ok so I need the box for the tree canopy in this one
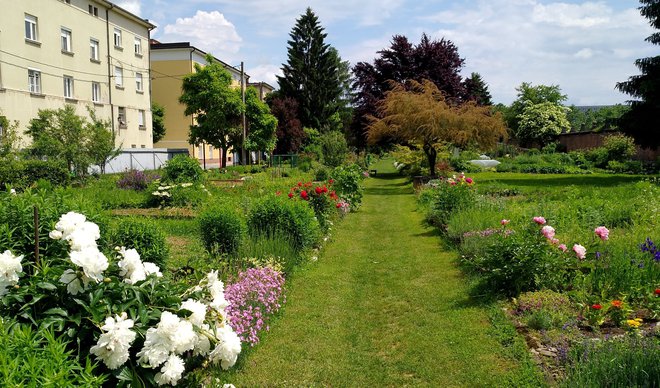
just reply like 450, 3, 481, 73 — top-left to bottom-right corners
267, 94, 305, 154
179, 54, 243, 168
367, 80, 507, 176
352, 34, 471, 151
464, 72, 493, 106
244, 87, 278, 157
515, 102, 571, 146
151, 102, 166, 144
616, 0, 660, 148
277, 8, 342, 131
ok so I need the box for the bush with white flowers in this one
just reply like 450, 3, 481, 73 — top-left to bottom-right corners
0, 211, 241, 386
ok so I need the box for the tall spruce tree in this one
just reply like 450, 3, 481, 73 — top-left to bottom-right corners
616, 0, 660, 148
464, 72, 493, 106
278, 8, 342, 131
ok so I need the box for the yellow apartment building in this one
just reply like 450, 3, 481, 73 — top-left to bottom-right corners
0, 0, 154, 149
150, 41, 250, 168
248, 81, 275, 102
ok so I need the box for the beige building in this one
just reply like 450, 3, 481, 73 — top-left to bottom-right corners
151, 41, 250, 168
248, 81, 275, 101
0, 0, 154, 149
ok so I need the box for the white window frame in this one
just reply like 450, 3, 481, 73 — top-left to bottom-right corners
134, 37, 142, 55
91, 82, 101, 102
113, 28, 122, 48
61, 28, 72, 52
25, 14, 38, 41
28, 69, 41, 94
117, 107, 127, 128
90, 38, 99, 61
114, 66, 123, 87
138, 109, 145, 129
63, 75, 74, 98
135, 72, 143, 92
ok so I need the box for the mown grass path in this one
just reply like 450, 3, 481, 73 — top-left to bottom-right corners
222, 160, 520, 387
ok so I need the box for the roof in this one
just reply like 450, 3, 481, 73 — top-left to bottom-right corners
95, 0, 156, 29
248, 81, 276, 91
150, 41, 249, 79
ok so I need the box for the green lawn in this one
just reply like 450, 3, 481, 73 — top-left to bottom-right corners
217, 159, 538, 386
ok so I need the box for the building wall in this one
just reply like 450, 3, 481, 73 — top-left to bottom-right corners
151, 46, 248, 167
0, 0, 152, 149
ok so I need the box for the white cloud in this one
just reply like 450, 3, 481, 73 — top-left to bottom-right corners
158, 11, 242, 61
422, 0, 652, 105
246, 64, 281, 87
116, 0, 142, 17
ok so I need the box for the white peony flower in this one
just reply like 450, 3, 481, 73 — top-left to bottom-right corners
49, 230, 63, 240
180, 299, 207, 326
144, 262, 163, 278
209, 325, 241, 370
137, 312, 197, 368
9, 188, 16, 195
117, 248, 146, 284
154, 354, 185, 386
193, 324, 211, 356
90, 312, 137, 370
0, 250, 23, 295
69, 247, 108, 282
223, 385, 236, 388
59, 269, 85, 295
54, 211, 87, 237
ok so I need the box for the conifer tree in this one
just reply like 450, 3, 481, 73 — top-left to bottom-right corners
464, 72, 493, 106
616, 0, 660, 148
278, 8, 342, 131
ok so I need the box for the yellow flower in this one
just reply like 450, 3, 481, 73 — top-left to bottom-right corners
626, 318, 642, 328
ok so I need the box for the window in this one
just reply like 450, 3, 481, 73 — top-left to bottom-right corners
114, 66, 123, 87
91, 82, 101, 102
61, 28, 72, 52
113, 28, 122, 48
138, 109, 145, 129
63, 76, 74, 98
88, 5, 98, 16
28, 69, 41, 94
90, 38, 99, 61
117, 107, 126, 128
25, 14, 38, 41
134, 37, 142, 55
135, 72, 143, 92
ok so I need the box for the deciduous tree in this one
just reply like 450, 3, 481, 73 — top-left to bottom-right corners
515, 102, 571, 146
268, 95, 305, 154
245, 87, 278, 160
151, 102, 166, 144
367, 80, 506, 176
179, 54, 243, 168
616, 0, 660, 148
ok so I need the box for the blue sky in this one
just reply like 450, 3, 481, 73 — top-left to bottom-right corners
118, 0, 654, 105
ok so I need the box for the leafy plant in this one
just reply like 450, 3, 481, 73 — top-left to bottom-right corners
199, 204, 246, 256
116, 169, 160, 191
107, 217, 169, 270
162, 155, 204, 184
331, 163, 365, 209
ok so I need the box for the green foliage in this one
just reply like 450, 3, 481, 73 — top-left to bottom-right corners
152, 102, 166, 143
0, 115, 21, 157
237, 235, 301, 274
515, 102, 570, 146
319, 130, 348, 167
331, 163, 364, 209
180, 54, 244, 168
602, 133, 636, 162
162, 154, 204, 183
566, 105, 629, 132
0, 159, 70, 189
245, 87, 277, 154
314, 166, 329, 181
199, 204, 246, 256
463, 72, 493, 106
505, 82, 567, 135
514, 290, 575, 330
86, 109, 120, 174
0, 319, 107, 386
247, 195, 320, 251
107, 217, 169, 270
562, 336, 660, 387
425, 179, 477, 227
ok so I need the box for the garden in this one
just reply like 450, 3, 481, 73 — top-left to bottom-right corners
0, 154, 368, 386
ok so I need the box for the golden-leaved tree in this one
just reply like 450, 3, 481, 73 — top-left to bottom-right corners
367, 80, 507, 176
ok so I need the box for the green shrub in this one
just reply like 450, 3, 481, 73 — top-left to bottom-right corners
146, 181, 210, 208
319, 131, 348, 167
199, 204, 246, 256
107, 217, 169, 269
427, 178, 477, 227
0, 158, 70, 189
0, 319, 107, 386
162, 154, 204, 183
562, 336, 660, 388
603, 133, 636, 162
315, 166, 329, 181
247, 195, 320, 251
237, 235, 301, 273
331, 163, 364, 209
514, 290, 575, 330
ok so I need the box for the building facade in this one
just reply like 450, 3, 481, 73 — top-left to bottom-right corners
247, 81, 275, 102
0, 0, 154, 149
150, 41, 250, 168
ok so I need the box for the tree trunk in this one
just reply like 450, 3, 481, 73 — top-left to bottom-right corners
423, 142, 437, 177
221, 147, 228, 168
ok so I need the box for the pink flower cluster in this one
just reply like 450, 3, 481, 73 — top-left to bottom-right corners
225, 267, 286, 346
531, 216, 610, 260
594, 226, 609, 241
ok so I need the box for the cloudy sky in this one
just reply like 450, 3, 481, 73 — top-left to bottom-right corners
118, 0, 654, 105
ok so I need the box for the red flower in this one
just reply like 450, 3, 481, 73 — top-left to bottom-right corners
297, 182, 303, 187
276, 191, 281, 196
655, 289, 660, 296
288, 192, 294, 199
591, 304, 602, 310
300, 190, 309, 200
329, 191, 338, 200
305, 182, 312, 188
336, 203, 342, 208
328, 179, 334, 184
611, 300, 623, 309
322, 186, 328, 193
315, 186, 323, 195
465, 177, 473, 184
